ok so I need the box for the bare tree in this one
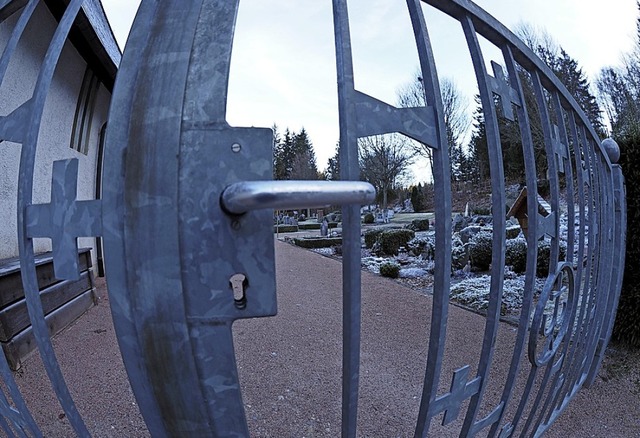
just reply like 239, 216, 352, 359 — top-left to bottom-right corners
397, 73, 470, 179
359, 134, 415, 210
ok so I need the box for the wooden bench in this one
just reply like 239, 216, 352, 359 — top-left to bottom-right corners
0, 249, 97, 370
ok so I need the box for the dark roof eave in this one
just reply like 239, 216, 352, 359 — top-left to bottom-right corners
43, 0, 121, 91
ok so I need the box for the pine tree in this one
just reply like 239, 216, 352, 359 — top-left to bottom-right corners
326, 143, 340, 181
290, 128, 319, 180
273, 127, 320, 180
410, 184, 426, 212
467, 95, 489, 183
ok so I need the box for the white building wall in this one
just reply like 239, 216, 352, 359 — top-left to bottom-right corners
0, 3, 112, 270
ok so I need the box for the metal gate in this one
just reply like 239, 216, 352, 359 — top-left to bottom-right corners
0, 0, 626, 436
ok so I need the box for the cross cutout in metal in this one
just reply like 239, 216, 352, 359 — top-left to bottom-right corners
553, 125, 568, 174
431, 365, 482, 426
25, 159, 102, 281
537, 211, 557, 240
581, 161, 591, 187
499, 422, 515, 438
489, 61, 520, 121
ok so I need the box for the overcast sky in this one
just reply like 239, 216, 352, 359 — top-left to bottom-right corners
101, 0, 638, 182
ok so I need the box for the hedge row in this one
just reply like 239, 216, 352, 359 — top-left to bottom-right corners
613, 137, 640, 348
292, 237, 342, 249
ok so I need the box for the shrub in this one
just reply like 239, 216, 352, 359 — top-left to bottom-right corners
298, 223, 321, 230
364, 228, 385, 249
378, 229, 416, 256
506, 237, 527, 274
613, 135, 640, 347
379, 262, 400, 278
408, 218, 430, 231
505, 225, 521, 239
407, 235, 435, 259
363, 213, 375, 224
469, 231, 493, 271
274, 225, 298, 233
536, 239, 567, 277
451, 235, 468, 270
472, 206, 491, 216
292, 237, 342, 248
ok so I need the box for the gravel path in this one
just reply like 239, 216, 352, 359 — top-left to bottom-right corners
12, 238, 640, 436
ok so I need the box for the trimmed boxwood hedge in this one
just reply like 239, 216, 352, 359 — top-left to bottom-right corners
299, 223, 321, 230
274, 225, 298, 233
378, 229, 415, 256
469, 231, 492, 271
364, 228, 385, 249
292, 237, 342, 249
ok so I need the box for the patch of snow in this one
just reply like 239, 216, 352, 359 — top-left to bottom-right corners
399, 268, 428, 278
311, 248, 335, 256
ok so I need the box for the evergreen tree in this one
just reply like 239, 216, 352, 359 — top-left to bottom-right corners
467, 95, 490, 183
273, 128, 294, 180
326, 143, 340, 180
273, 127, 320, 180
290, 128, 319, 180
410, 184, 426, 212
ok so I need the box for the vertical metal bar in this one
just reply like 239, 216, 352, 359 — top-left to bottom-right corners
331, 1, 361, 436
459, 15, 507, 436
16, 0, 91, 435
405, 2, 452, 436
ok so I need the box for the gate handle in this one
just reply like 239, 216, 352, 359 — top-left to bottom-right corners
220, 180, 376, 215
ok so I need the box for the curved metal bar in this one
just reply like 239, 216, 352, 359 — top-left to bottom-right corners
405, 1, 453, 436
103, 1, 221, 435
0, 0, 38, 87
459, 15, 508, 435
0, 2, 44, 435
221, 180, 375, 215
422, 0, 603, 149
489, 44, 544, 437
16, 0, 90, 435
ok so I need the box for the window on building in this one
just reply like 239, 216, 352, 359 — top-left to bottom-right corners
70, 67, 100, 155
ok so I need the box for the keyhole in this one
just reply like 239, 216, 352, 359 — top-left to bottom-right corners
230, 273, 248, 309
